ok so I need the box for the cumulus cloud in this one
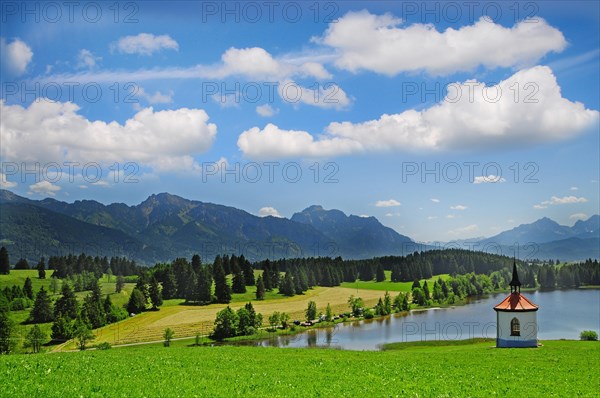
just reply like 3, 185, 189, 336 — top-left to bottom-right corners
1, 38, 33, 75
473, 175, 506, 184
430, 198, 440, 203
534, 195, 588, 209
570, 186, 578, 191
316, 11, 567, 76
375, 199, 401, 207
208, 47, 332, 81
256, 104, 278, 117
238, 66, 598, 159
76, 49, 101, 69
258, 206, 282, 218
0, 173, 17, 188
113, 33, 179, 55
29, 181, 61, 196
0, 100, 217, 173
450, 205, 467, 210
238, 123, 361, 159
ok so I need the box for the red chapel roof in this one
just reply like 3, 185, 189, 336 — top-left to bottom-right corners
493, 292, 539, 312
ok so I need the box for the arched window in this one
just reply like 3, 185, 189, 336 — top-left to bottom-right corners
511, 317, 520, 336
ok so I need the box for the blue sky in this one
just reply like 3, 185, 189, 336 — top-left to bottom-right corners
1, 1, 598, 242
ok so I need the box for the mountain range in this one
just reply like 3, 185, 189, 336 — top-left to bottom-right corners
0, 189, 597, 264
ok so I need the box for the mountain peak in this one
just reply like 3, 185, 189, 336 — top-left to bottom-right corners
302, 205, 325, 212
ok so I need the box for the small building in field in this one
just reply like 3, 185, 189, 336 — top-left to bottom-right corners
493, 263, 539, 348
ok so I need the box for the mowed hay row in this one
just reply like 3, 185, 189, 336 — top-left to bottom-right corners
92, 287, 387, 345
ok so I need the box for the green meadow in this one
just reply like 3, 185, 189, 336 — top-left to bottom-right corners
341, 272, 451, 292
0, 340, 597, 397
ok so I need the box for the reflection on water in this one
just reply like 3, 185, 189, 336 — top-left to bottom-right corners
236, 289, 600, 351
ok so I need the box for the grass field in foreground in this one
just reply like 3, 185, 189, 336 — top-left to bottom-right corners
1, 340, 598, 397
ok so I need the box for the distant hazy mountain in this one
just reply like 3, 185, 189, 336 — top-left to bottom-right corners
480, 216, 599, 245
0, 189, 597, 263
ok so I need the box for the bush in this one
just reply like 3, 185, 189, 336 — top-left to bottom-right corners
580, 330, 598, 341
96, 342, 111, 350
364, 310, 374, 319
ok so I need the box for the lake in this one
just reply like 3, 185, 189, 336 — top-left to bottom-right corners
245, 289, 600, 350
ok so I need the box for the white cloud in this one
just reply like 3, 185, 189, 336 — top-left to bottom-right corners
570, 186, 578, 191
237, 67, 598, 158
446, 214, 456, 219
534, 195, 588, 209
91, 180, 110, 188
78, 185, 88, 189
385, 212, 400, 217
37, 46, 343, 110
450, 205, 467, 211
278, 79, 350, 110
1, 38, 33, 75
76, 49, 101, 69
29, 181, 61, 196
569, 213, 588, 221
0, 100, 217, 173
448, 224, 479, 236
135, 86, 174, 104
40, 46, 333, 89
113, 33, 179, 55
473, 175, 506, 184
0, 173, 17, 188
427, 216, 437, 220
258, 206, 282, 218
256, 104, 278, 117
317, 11, 567, 76
238, 123, 361, 159
430, 198, 440, 203
209, 47, 331, 81
375, 199, 401, 207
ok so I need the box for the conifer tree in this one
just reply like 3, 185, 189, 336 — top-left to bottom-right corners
213, 261, 231, 304
232, 265, 246, 294
196, 266, 212, 304
54, 283, 78, 319
0, 247, 9, 275
255, 275, 265, 300
161, 268, 178, 299
37, 258, 46, 279
115, 275, 125, 293
149, 276, 163, 310
23, 277, 34, 300
31, 287, 53, 323
376, 264, 386, 282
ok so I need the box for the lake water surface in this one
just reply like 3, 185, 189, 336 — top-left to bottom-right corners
245, 289, 600, 350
